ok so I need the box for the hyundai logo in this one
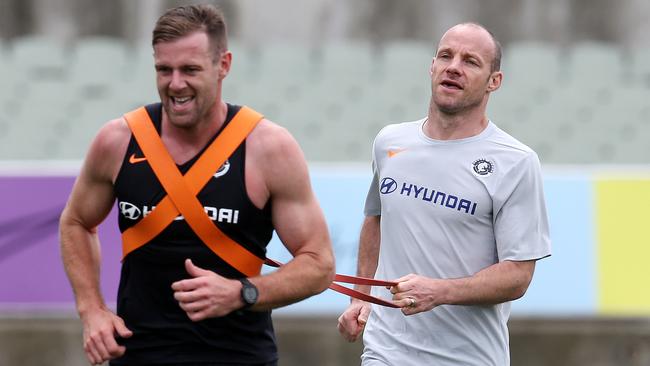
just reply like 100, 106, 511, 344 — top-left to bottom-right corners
119, 201, 141, 220
380, 177, 398, 194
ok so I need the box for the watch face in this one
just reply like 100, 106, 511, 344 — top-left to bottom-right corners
243, 285, 258, 304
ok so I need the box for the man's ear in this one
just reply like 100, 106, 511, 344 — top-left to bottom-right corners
219, 51, 232, 79
487, 71, 503, 92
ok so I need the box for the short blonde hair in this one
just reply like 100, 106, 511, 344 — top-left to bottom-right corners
152, 4, 227, 59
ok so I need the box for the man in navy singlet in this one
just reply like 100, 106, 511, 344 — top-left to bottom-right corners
60, 5, 335, 366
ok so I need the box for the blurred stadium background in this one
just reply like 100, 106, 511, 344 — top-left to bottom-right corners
1, 0, 650, 365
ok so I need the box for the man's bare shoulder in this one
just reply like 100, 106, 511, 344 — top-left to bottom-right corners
246, 118, 310, 195
94, 117, 131, 149
84, 117, 132, 182
248, 118, 304, 161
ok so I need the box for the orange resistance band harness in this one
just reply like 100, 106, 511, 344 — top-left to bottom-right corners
122, 105, 399, 308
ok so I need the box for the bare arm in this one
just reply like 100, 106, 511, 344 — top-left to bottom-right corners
249, 123, 335, 310
60, 151, 114, 316
59, 118, 132, 364
337, 214, 380, 342
354, 215, 381, 295
391, 260, 536, 315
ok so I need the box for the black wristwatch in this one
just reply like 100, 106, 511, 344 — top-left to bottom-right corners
239, 277, 258, 309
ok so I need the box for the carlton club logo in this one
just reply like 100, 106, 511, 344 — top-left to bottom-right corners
380, 177, 398, 194
119, 201, 142, 220
472, 159, 494, 176
213, 160, 230, 179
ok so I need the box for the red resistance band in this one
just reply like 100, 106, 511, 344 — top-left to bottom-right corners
264, 258, 399, 308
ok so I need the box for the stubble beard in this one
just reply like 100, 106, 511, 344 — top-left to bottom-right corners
163, 103, 200, 130
432, 88, 486, 116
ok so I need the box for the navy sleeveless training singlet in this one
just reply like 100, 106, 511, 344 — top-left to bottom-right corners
111, 103, 277, 365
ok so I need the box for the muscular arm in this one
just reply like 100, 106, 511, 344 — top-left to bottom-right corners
248, 123, 335, 310
59, 118, 132, 364
60, 118, 127, 315
60, 162, 114, 316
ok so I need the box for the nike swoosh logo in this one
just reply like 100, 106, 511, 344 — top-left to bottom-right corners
387, 149, 406, 158
129, 154, 147, 164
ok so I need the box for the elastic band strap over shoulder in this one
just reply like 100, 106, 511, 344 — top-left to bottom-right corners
121, 106, 264, 277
